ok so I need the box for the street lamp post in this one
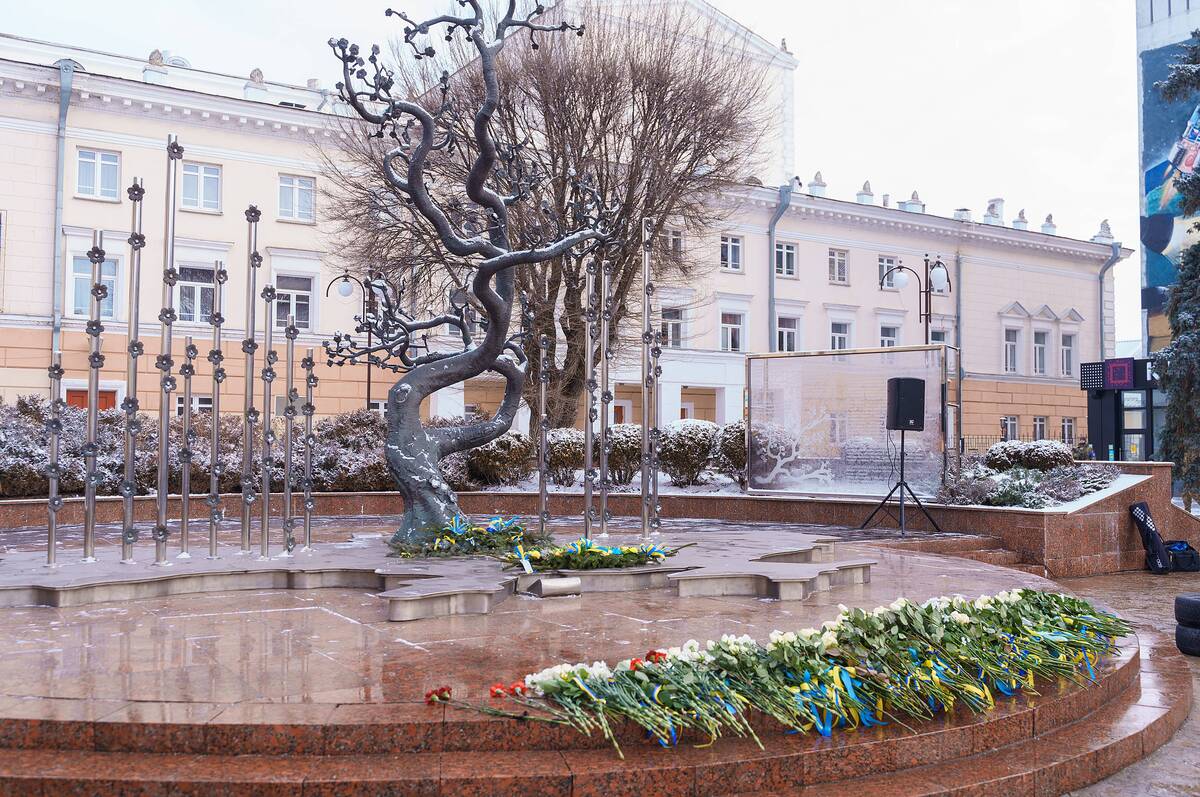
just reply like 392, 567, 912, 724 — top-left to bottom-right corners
326, 270, 376, 410
879, 254, 952, 344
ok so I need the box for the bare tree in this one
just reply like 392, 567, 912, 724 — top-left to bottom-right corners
321, 1, 775, 428
324, 2, 616, 543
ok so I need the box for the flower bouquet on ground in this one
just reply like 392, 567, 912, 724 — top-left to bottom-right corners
502, 537, 693, 572
465, 588, 1129, 757
391, 515, 551, 558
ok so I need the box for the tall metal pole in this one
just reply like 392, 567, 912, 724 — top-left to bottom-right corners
536, 333, 550, 539
154, 135, 183, 567
582, 257, 597, 541
281, 315, 299, 557
206, 262, 227, 560
301, 348, 318, 552
177, 338, 197, 558
82, 231, 106, 563
259, 286, 277, 560
240, 206, 262, 554
45, 353, 64, 567
597, 259, 612, 539
640, 219, 654, 541
120, 179, 146, 563
649, 328, 663, 536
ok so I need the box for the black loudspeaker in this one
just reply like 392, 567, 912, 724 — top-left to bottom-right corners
886, 377, 925, 431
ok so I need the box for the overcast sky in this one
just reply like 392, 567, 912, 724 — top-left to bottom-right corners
6, 0, 1142, 340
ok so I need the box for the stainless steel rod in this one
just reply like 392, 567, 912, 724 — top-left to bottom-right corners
582, 258, 596, 541
282, 314, 298, 556
597, 259, 611, 538
121, 179, 146, 563
301, 347, 317, 552
259, 285, 277, 560
207, 262, 227, 559
649, 326, 663, 536
82, 230, 105, 563
240, 206, 262, 554
640, 218, 652, 542
536, 332, 550, 539
154, 135, 183, 567
177, 337, 197, 558
46, 353, 63, 567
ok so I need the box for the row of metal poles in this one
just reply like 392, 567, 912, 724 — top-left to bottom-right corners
44, 136, 319, 567
535, 219, 664, 543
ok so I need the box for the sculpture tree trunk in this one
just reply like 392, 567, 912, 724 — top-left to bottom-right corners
384, 381, 460, 545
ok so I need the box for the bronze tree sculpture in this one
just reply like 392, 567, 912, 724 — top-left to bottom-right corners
326, 2, 615, 544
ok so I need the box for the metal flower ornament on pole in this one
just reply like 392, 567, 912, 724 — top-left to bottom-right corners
324, 5, 615, 545
597, 259, 613, 539
154, 135, 183, 567
301, 348, 319, 552
536, 332, 551, 539
282, 315, 300, 556
259, 286, 278, 560
81, 232, 106, 563
206, 262, 228, 560
45, 354, 64, 567
121, 179, 146, 563
240, 206, 262, 555
177, 338, 198, 558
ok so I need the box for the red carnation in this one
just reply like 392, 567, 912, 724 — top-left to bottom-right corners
509, 681, 525, 695
629, 658, 645, 671
646, 650, 668, 664
490, 683, 508, 698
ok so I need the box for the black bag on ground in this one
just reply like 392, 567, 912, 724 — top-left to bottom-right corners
1130, 502, 1171, 575
1166, 541, 1200, 572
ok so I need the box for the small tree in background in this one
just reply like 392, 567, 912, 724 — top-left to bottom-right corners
1154, 243, 1200, 510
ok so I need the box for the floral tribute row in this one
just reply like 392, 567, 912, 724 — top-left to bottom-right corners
429, 589, 1129, 758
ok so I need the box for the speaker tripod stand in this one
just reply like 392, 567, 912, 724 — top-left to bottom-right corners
859, 429, 943, 535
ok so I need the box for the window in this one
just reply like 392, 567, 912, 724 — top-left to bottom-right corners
71, 255, 117, 318
777, 317, 798, 352
879, 325, 899, 348
177, 265, 215, 324
774, 242, 796, 277
720, 236, 742, 272
1004, 329, 1019, 373
930, 329, 947, 344
1033, 331, 1048, 375
176, 395, 213, 415
182, 163, 221, 211
1061, 417, 1076, 444
1061, 334, 1076, 377
279, 174, 315, 221
368, 400, 386, 414
1033, 416, 1047, 440
1000, 415, 1018, 441
660, 229, 683, 257
275, 275, 313, 329
720, 312, 743, 352
77, 149, 119, 200
830, 321, 850, 350
828, 249, 848, 284
829, 412, 848, 444
661, 307, 684, 348
878, 255, 897, 288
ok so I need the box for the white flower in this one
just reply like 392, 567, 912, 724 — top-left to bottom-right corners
798, 628, 819, 641
821, 619, 841, 632
819, 630, 839, 651
950, 611, 972, 625
890, 597, 910, 611
973, 596, 993, 611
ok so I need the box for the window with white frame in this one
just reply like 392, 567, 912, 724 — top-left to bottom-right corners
879, 324, 899, 347
774, 242, 796, 277
1033, 330, 1048, 375
930, 329, 947, 344
777, 316, 798, 352
1004, 329, 1019, 373
830, 321, 850, 350
878, 255, 897, 288
1061, 417, 1076, 444
71, 255, 117, 318
660, 229, 683, 257
1000, 415, 1018, 441
828, 248, 848, 284
1033, 416, 1047, 440
77, 149, 120, 200
829, 411, 848, 444
661, 307, 684, 348
275, 275, 314, 329
719, 236, 742, 272
720, 311, 743, 351
368, 399, 386, 414
1061, 333, 1076, 377
176, 265, 216, 324
279, 174, 316, 221
176, 395, 213, 415
182, 163, 221, 211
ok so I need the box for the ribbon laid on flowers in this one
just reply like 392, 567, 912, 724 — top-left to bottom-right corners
394, 514, 548, 558
451, 588, 1129, 758
503, 536, 690, 572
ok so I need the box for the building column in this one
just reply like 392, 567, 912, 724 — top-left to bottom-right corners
658, 381, 683, 425
428, 381, 465, 420
715, 385, 744, 425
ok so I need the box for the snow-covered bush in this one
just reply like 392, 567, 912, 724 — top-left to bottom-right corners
1075, 463, 1121, 493
714, 420, 747, 487
984, 440, 1073, 472
605, 424, 643, 485
985, 467, 1051, 508
311, 409, 391, 492
546, 427, 584, 486
937, 457, 1121, 509
466, 430, 535, 485
659, 419, 718, 486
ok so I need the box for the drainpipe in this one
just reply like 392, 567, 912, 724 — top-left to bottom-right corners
767, 178, 796, 351
51, 59, 78, 355
954, 252, 964, 377
1097, 241, 1122, 360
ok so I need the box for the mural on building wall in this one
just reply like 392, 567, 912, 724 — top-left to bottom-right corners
1141, 41, 1200, 350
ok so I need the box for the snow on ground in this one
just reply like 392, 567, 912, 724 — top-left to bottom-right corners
509, 470, 746, 495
